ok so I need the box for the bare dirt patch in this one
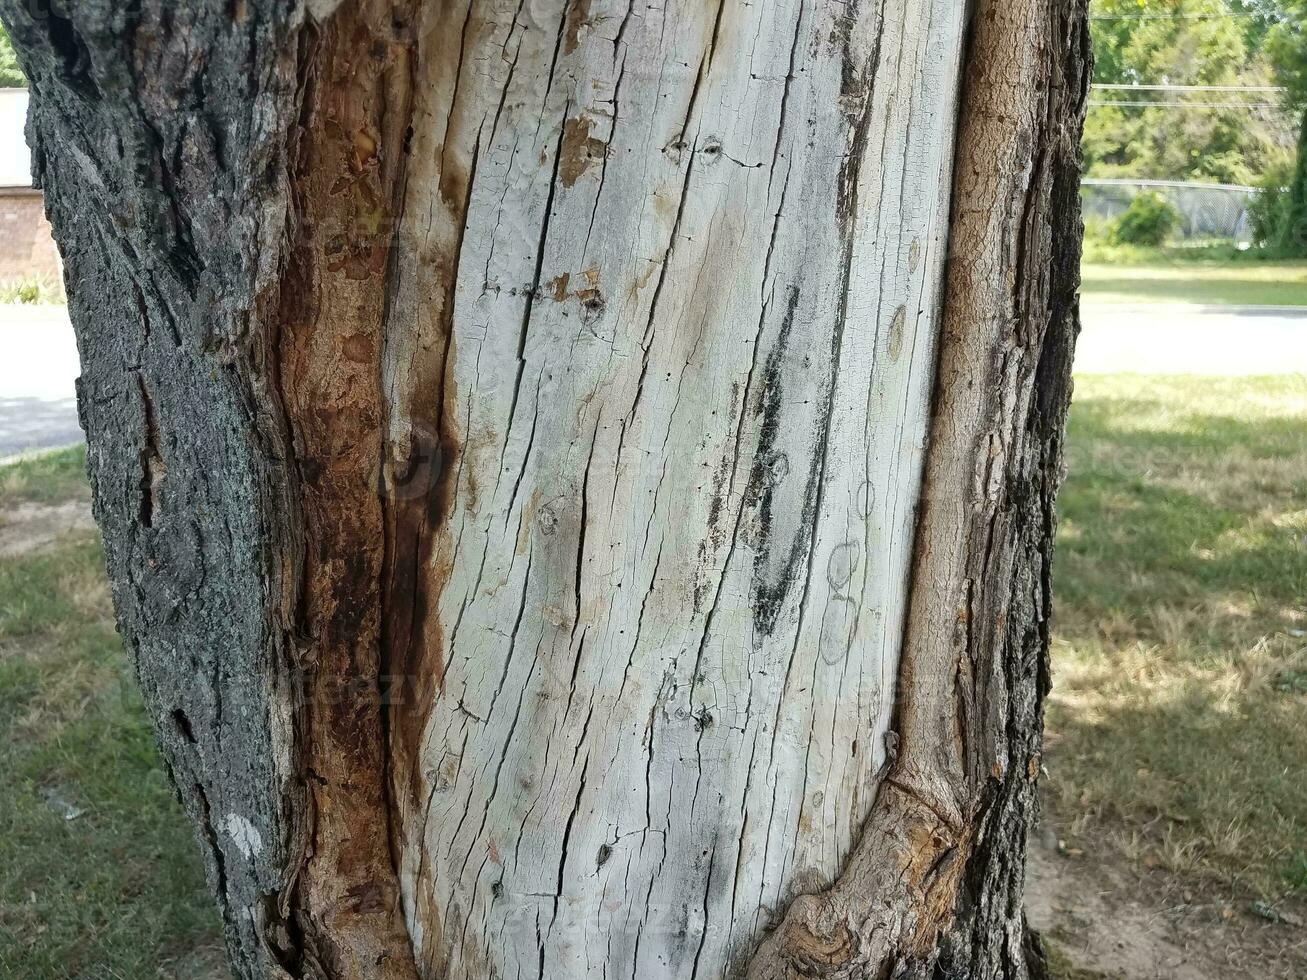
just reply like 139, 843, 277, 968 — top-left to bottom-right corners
0, 500, 95, 557
157, 944, 233, 980
1028, 824, 1307, 979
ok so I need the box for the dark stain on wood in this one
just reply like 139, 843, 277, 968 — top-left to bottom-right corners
563, 0, 592, 55
378, 0, 486, 869
745, 285, 827, 636
549, 271, 571, 301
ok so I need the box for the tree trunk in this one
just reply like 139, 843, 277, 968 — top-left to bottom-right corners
4, 0, 1088, 977
1285, 107, 1307, 254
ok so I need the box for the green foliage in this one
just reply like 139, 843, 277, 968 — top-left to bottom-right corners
1081, 213, 1115, 244
0, 279, 40, 304
1261, 2, 1307, 256
1109, 190, 1181, 244
1092, 0, 1246, 88
1086, 0, 1295, 186
1228, 0, 1292, 49
0, 23, 24, 88
1265, 1, 1307, 107
1249, 158, 1302, 250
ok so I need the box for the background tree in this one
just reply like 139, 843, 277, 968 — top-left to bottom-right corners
1, 1, 1089, 978
0, 24, 24, 88
1085, 0, 1294, 185
1265, 0, 1307, 251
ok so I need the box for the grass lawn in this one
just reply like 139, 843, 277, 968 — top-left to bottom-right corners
1049, 375, 1307, 902
2, 374, 1305, 976
0, 446, 93, 509
1080, 242, 1307, 307
0, 447, 226, 979
1081, 263, 1307, 307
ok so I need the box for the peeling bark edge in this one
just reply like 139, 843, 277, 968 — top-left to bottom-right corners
0, 1, 419, 976
271, 2, 423, 976
930, 3, 1091, 975
744, 1, 1091, 977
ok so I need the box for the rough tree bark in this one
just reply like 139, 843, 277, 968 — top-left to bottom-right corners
4, 0, 1088, 977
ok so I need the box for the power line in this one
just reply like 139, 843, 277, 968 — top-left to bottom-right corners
1090, 11, 1263, 19
1092, 83, 1286, 93
1090, 99, 1282, 108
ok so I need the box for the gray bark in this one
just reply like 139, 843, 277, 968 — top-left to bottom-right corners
3, 3, 313, 975
2, 0, 1088, 977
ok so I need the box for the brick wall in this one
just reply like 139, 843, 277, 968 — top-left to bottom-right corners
0, 189, 62, 283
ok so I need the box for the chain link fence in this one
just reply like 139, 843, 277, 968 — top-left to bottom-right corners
1081, 178, 1257, 244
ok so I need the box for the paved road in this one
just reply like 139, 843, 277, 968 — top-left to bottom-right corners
0, 304, 81, 459
1075, 303, 1307, 375
0, 302, 1303, 459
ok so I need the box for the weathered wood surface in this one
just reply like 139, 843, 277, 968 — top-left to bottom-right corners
3, 0, 1087, 976
380, 3, 966, 977
748, 0, 1089, 974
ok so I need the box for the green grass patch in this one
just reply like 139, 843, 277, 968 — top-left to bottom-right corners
1046, 944, 1118, 980
0, 445, 89, 509
0, 455, 225, 978
1048, 374, 1307, 901
1081, 255, 1307, 307
0, 534, 108, 640
1080, 242, 1285, 266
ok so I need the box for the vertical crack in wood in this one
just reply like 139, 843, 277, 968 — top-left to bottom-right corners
375, 1, 486, 967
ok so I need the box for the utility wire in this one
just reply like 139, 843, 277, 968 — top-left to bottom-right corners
1090, 100, 1282, 108
1091, 11, 1263, 19
1092, 83, 1286, 93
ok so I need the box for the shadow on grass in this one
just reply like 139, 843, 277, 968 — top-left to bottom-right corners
1048, 379, 1307, 897
1047, 672, 1307, 897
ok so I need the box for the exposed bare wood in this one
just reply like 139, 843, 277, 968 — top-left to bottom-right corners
746, 0, 1090, 975
3, 0, 1087, 976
